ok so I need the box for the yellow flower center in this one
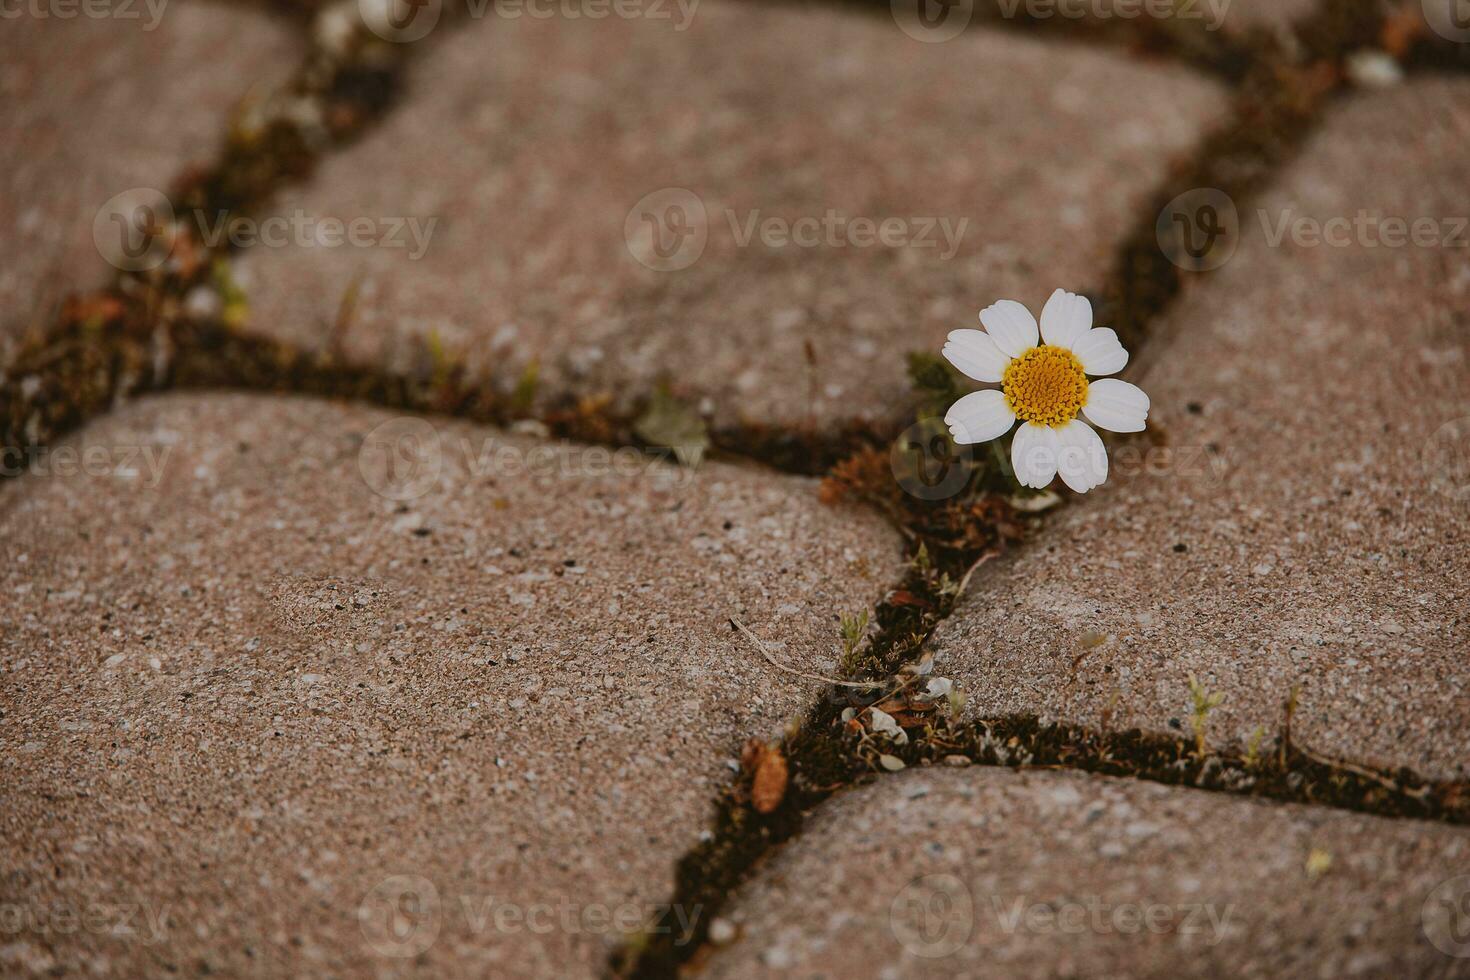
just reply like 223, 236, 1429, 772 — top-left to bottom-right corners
1002, 345, 1088, 428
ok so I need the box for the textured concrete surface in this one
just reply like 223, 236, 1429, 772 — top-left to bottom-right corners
233, 2, 1227, 432
0, 4, 300, 361
930, 78, 1470, 778
0, 393, 902, 976
706, 767, 1470, 979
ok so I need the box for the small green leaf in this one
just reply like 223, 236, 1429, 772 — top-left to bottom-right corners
635, 388, 709, 468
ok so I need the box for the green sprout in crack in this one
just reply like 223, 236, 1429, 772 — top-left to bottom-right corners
423, 328, 459, 390
1187, 673, 1224, 760
1243, 726, 1267, 769
936, 572, 963, 601
511, 360, 539, 414
911, 542, 932, 574
634, 387, 709, 468
838, 610, 869, 673
211, 260, 249, 331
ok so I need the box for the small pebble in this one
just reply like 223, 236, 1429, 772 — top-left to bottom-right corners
708, 918, 737, 946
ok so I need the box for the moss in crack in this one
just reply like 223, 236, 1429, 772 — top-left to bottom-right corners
615, 694, 1470, 976
126, 15, 414, 322
614, 418, 1022, 978
889, 714, 1470, 825
0, 303, 905, 486
611, 701, 856, 979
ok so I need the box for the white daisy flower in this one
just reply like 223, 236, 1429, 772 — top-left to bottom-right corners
942, 288, 1149, 494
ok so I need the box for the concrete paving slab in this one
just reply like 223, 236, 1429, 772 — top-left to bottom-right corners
706, 767, 1470, 978
929, 77, 1470, 779
0, 3, 301, 360
0, 392, 902, 976
232, 2, 1228, 432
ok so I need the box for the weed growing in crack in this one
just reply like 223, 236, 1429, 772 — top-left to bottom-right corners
1243, 725, 1267, 769
1187, 673, 1225, 760
838, 609, 870, 674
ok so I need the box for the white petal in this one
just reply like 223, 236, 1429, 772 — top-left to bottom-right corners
943, 329, 1009, 383
945, 390, 1015, 445
1082, 379, 1150, 433
1055, 419, 1108, 494
978, 300, 1038, 358
1010, 422, 1059, 489
1072, 328, 1130, 376
1040, 288, 1092, 349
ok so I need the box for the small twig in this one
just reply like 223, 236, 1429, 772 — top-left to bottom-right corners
730, 617, 885, 690
953, 550, 996, 600
1292, 744, 1412, 796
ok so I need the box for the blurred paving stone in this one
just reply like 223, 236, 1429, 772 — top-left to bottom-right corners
930, 78, 1470, 778
0, 392, 902, 976
705, 767, 1470, 979
0, 4, 301, 362
234, 3, 1227, 432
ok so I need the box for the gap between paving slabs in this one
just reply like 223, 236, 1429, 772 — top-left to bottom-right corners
612, 5, 1470, 977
